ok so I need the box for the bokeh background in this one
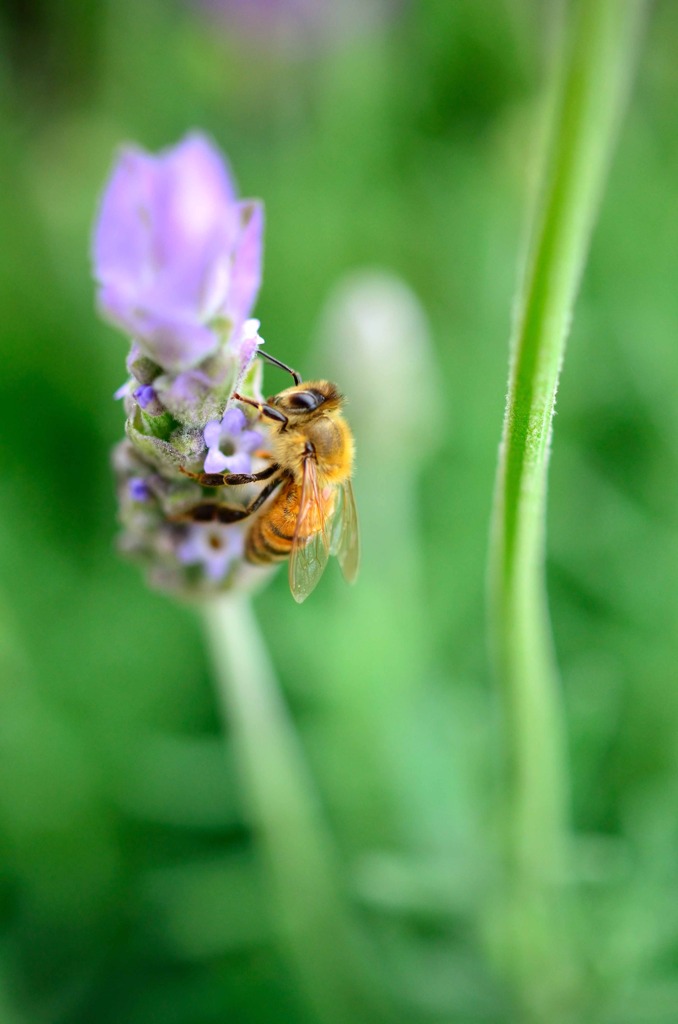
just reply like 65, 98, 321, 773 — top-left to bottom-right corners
1, 1, 678, 1022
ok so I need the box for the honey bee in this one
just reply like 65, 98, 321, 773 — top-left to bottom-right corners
180, 351, 359, 602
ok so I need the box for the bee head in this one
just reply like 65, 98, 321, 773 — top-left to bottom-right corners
270, 381, 343, 419
233, 381, 343, 432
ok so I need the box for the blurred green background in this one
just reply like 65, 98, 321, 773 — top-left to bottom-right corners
1, 1, 678, 1021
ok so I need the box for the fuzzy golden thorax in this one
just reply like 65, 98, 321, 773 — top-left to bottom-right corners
266, 381, 355, 487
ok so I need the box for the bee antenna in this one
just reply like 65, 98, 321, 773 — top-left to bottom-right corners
258, 350, 302, 386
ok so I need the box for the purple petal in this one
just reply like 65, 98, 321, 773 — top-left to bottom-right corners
204, 548, 233, 580
92, 147, 156, 291
203, 419, 223, 448
204, 447, 229, 473
129, 477, 151, 502
134, 385, 156, 409
137, 309, 221, 372
205, 528, 244, 579
152, 134, 239, 307
162, 370, 209, 406
226, 201, 264, 328
99, 284, 223, 372
240, 429, 262, 453
223, 452, 251, 475
157, 133, 237, 248
177, 532, 202, 564
236, 318, 263, 374
147, 317, 220, 372
97, 282, 147, 336
200, 239, 234, 320
221, 407, 247, 435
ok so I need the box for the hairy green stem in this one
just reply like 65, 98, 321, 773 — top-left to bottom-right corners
488, 0, 647, 1014
203, 595, 388, 1024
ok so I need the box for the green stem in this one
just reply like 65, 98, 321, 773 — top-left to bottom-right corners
203, 595, 388, 1024
488, 0, 647, 1014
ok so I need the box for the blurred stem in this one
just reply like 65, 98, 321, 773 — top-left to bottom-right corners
203, 595, 388, 1024
488, 0, 646, 1016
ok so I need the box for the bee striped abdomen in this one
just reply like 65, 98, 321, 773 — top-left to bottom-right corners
245, 478, 299, 565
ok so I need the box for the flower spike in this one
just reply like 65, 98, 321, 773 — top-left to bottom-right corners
93, 132, 269, 596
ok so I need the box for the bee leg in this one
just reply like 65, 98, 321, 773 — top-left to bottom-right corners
233, 393, 289, 431
169, 502, 238, 524
179, 463, 280, 487
173, 473, 284, 524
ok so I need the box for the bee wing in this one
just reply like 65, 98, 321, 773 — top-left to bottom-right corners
329, 479, 360, 584
288, 457, 332, 603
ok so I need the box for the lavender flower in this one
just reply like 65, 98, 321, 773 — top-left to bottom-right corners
128, 477, 152, 502
93, 132, 263, 374
177, 522, 244, 580
94, 133, 269, 597
204, 406, 262, 475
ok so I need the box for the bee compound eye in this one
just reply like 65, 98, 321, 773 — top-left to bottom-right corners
289, 390, 321, 411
